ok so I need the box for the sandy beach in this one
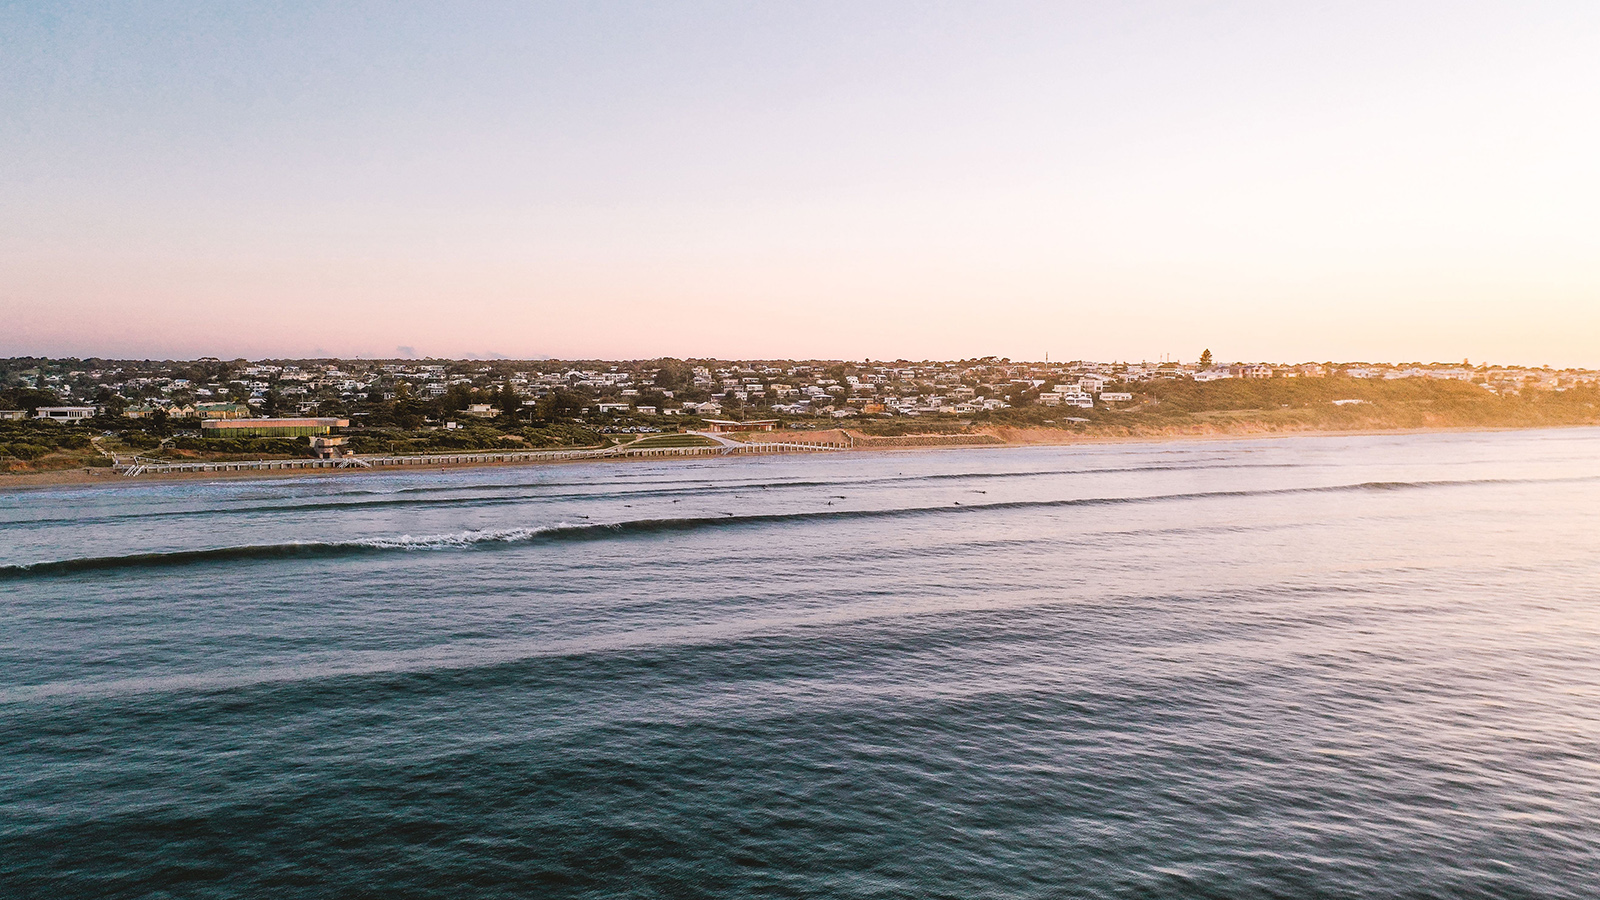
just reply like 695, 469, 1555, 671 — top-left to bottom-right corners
0, 423, 1573, 493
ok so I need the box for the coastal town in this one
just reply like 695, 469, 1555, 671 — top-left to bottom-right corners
6, 355, 1596, 422
5, 354, 1600, 477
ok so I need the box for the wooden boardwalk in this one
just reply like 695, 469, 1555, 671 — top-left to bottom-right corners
112, 436, 846, 477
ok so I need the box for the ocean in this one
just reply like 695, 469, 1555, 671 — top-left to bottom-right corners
3, 429, 1599, 898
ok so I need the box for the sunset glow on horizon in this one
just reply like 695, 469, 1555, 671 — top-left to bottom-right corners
3, 1, 1598, 364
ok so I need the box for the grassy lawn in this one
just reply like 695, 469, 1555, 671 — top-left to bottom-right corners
627, 433, 720, 448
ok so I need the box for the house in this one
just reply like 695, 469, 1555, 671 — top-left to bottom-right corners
463, 403, 499, 418
702, 419, 777, 433
0, 409, 26, 420
34, 406, 97, 421
130, 404, 196, 419
194, 402, 250, 419
1099, 392, 1134, 402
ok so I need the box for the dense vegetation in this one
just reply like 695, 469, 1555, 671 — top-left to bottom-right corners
0, 421, 105, 471
0, 416, 612, 474
7, 371, 1600, 475
342, 424, 603, 455
979, 376, 1600, 435
840, 377, 1600, 438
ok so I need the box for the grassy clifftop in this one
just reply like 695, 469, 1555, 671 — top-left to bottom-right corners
851, 377, 1600, 439
1096, 376, 1600, 434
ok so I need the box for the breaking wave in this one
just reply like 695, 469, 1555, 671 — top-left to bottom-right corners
0, 460, 1313, 530
0, 476, 1545, 579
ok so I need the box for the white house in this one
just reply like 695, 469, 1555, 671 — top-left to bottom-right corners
34, 406, 97, 420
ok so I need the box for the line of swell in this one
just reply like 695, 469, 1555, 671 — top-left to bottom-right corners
0, 475, 1559, 579
0, 527, 562, 577
0, 461, 1310, 529
0, 577, 1376, 705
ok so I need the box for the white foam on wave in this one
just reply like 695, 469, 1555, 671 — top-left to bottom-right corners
347, 523, 593, 550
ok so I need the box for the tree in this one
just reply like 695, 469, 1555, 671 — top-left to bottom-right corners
393, 400, 425, 430
1199, 349, 1214, 368
95, 387, 127, 418
653, 358, 693, 392
497, 381, 521, 422
534, 389, 584, 424
441, 383, 475, 414
5, 388, 62, 412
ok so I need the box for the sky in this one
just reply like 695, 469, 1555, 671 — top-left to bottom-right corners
2, 1, 1598, 365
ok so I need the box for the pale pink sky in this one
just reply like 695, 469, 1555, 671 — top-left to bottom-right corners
3, 2, 1598, 364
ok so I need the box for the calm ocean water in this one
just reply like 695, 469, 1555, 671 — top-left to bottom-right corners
3, 429, 1600, 898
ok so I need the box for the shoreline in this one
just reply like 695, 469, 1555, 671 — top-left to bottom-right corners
1, 423, 1590, 492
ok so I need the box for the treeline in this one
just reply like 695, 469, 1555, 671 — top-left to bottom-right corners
356, 387, 595, 428
343, 424, 602, 455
